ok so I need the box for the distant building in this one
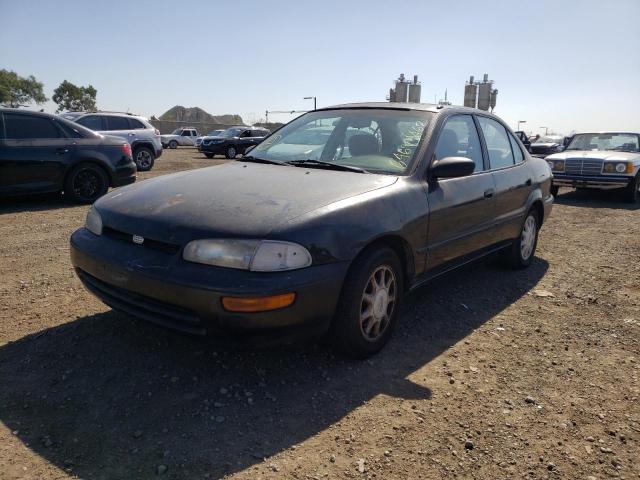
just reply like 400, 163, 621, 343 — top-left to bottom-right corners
388, 74, 421, 103
463, 74, 497, 111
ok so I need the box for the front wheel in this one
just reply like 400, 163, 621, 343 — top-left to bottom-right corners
503, 209, 540, 269
622, 173, 639, 203
64, 163, 109, 204
225, 146, 237, 159
330, 246, 403, 358
550, 185, 559, 197
169, 140, 178, 149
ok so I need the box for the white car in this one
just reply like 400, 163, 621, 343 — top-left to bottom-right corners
546, 132, 640, 202
161, 127, 199, 149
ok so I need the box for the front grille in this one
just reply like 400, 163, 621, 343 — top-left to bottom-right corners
76, 269, 206, 335
103, 227, 180, 255
565, 159, 603, 176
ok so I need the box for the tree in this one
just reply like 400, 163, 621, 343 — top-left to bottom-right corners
52, 80, 97, 113
0, 69, 48, 108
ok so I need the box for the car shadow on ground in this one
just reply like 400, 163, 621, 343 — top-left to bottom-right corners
0, 193, 80, 214
554, 188, 640, 210
0, 258, 548, 479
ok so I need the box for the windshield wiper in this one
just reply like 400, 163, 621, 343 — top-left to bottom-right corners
239, 156, 286, 165
286, 159, 368, 173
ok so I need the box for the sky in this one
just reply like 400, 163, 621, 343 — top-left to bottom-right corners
1, 0, 639, 135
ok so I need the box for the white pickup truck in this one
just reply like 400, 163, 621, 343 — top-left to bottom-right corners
160, 127, 199, 149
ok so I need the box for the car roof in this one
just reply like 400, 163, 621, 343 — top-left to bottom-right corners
0, 108, 57, 118
316, 101, 491, 116
572, 131, 640, 135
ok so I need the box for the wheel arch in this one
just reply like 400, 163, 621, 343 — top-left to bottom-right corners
64, 159, 113, 187
350, 234, 415, 292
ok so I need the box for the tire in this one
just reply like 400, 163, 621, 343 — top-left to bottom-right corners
133, 146, 155, 171
503, 208, 540, 269
64, 163, 109, 204
622, 173, 640, 203
225, 146, 237, 159
550, 185, 559, 197
205, 153, 214, 159
330, 246, 404, 358
169, 140, 178, 149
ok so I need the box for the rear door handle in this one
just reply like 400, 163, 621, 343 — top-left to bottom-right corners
484, 188, 495, 199
56, 148, 69, 155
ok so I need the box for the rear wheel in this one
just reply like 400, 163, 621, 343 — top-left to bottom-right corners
550, 185, 559, 197
64, 163, 109, 204
503, 209, 540, 269
225, 146, 237, 159
622, 173, 640, 203
330, 246, 403, 358
133, 146, 155, 171
169, 140, 178, 149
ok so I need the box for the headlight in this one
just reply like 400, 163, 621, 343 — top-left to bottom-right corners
549, 160, 564, 172
183, 239, 312, 272
603, 162, 633, 174
85, 207, 102, 235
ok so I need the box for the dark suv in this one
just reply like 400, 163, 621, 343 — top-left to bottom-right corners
198, 126, 270, 159
0, 109, 136, 203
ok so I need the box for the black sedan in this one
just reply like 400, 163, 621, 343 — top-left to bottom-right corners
70, 103, 553, 357
0, 109, 136, 203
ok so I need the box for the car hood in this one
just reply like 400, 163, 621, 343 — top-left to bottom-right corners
531, 142, 560, 148
95, 162, 398, 244
546, 150, 640, 162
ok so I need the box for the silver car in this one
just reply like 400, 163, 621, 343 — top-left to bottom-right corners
61, 111, 162, 171
160, 127, 199, 148
546, 132, 640, 202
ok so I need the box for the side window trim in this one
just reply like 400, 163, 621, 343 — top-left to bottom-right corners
507, 130, 525, 165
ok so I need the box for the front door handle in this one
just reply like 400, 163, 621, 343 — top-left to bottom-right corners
484, 188, 495, 199
56, 148, 69, 155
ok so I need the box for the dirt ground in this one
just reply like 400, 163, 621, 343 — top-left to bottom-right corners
0, 148, 638, 480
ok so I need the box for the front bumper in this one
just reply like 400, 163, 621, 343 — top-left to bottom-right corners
552, 174, 631, 190
70, 228, 348, 338
199, 142, 227, 154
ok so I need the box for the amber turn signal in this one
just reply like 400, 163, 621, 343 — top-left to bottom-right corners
222, 293, 296, 312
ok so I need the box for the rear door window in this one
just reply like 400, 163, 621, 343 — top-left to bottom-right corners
129, 118, 146, 129
4, 113, 62, 139
76, 115, 104, 131
477, 116, 515, 169
106, 116, 130, 131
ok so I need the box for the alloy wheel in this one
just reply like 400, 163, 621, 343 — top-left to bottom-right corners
73, 169, 101, 202
520, 215, 537, 260
136, 150, 152, 169
359, 265, 397, 341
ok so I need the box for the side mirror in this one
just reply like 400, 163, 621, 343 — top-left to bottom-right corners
430, 157, 475, 179
244, 145, 255, 154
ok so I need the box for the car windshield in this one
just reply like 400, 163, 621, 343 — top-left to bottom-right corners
536, 136, 562, 143
170, 128, 182, 135
250, 109, 433, 175
60, 112, 83, 121
566, 133, 640, 152
221, 128, 244, 138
